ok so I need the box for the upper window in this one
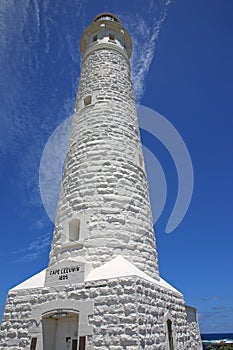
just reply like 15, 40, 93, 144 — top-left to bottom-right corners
92, 35, 98, 42
95, 14, 119, 23
139, 152, 143, 168
109, 33, 115, 41
84, 95, 92, 106
69, 219, 80, 242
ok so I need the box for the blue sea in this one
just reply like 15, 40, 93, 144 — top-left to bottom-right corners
201, 333, 233, 349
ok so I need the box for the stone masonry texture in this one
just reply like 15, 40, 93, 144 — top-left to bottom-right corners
0, 277, 202, 349
49, 43, 159, 279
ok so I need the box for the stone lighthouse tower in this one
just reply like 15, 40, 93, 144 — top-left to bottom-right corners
0, 13, 202, 350
49, 11, 158, 280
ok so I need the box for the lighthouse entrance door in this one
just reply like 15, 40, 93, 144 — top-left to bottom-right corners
42, 311, 79, 350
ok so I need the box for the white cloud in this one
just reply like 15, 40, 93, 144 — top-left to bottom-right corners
119, 0, 173, 102
12, 232, 52, 262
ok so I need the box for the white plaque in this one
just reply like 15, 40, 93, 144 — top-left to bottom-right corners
45, 261, 85, 286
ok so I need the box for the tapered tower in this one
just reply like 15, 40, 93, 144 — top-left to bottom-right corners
49, 12, 158, 280
0, 13, 202, 350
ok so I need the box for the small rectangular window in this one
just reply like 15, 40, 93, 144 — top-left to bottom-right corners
30, 338, 37, 350
138, 152, 143, 167
92, 35, 98, 42
69, 219, 80, 242
109, 33, 115, 41
79, 336, 86, 350
84, 95, 92, 106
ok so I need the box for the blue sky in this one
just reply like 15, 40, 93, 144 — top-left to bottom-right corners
0, 0, 233, 334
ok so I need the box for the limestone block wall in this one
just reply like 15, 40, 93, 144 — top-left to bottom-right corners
49, 45, 159, 280
133, 279, 202, 350
0, 277, 202, 349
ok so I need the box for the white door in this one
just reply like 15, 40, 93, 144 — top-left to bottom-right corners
54, 315, 78, 350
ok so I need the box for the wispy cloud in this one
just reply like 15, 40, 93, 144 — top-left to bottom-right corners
212, 306, 225, 311
120, 0, 173, 102
198, 311, 220, 320
198, 305, 233, 332
196, 295, 222, 302
9, 232, 52, 262
0, 0, 86, 215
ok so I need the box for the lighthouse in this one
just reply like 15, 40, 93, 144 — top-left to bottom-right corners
0, 13, 202, 349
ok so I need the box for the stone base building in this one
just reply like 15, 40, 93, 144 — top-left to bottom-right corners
0, 13, 202, 350
1, 257, 201, 349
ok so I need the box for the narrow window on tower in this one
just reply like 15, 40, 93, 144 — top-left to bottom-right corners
109, 33, 115, 41
30, 337, 37, 350
167, 319, 175, 350
92, 34, 98, 42
138, 152, 143, 168
84, 95, 92, 106
69, 219, 80, 242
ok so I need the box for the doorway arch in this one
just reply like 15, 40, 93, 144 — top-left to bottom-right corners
167, 319, 174, 350
164, 311, 177, 350
29, 298, 93, 350
42, 310, 79, 350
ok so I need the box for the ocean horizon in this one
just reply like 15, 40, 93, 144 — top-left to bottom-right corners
201, 333, 233, 349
